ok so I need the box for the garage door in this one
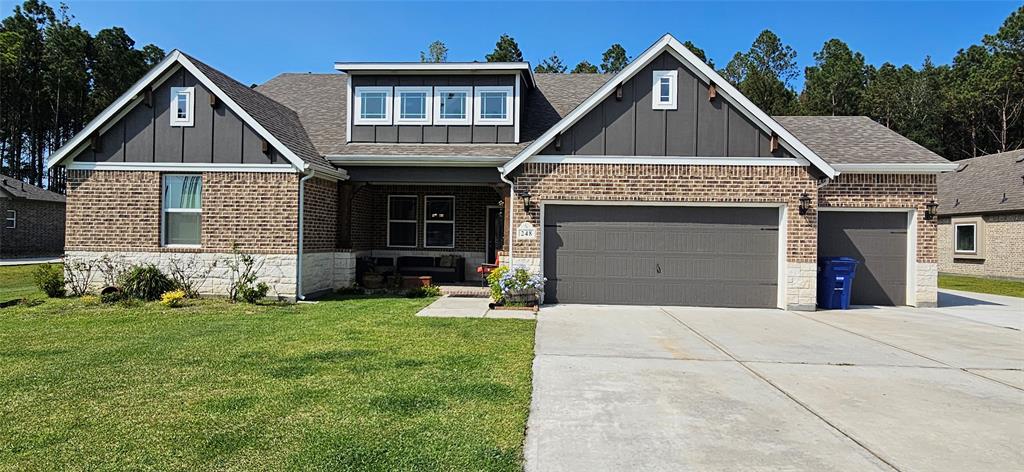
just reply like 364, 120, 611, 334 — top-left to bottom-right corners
818, 211, 907, 306
543, 205, 779, 307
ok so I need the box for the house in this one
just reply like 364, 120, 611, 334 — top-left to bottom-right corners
45, 34, 957, 307
0, 174, 66, 258
937, 149, 1024, 280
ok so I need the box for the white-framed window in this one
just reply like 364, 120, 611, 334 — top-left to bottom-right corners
954, 223, 976, 254
424, 196, 455, 248
170, 87, 195, 127
433, 86, 473, 125
162, 174, 202, 247
388, 195, 418, 248
652, 70, 677, 110
393, 86, 433, 125
4, 210, 15, 229
354, 86, 393, 125
474, 86, 514, 125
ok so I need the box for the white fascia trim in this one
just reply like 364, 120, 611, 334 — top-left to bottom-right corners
832, 163, 960, 174
66, 162, 300, 173
326, 155, 508, 167
336, 62, 536, 88
528, 155, 808, 166
500, 34, 837, 179
46, 52, 184, 170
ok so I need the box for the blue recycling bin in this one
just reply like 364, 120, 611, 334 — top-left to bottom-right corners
817, 257, 860, 310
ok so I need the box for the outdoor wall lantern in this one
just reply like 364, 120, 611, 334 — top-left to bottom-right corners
798, 193, 812, 216
519, 191, 533, 213
924, 200, 939, 221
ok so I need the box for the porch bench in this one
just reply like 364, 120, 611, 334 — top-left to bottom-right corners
397, 255, 465, 283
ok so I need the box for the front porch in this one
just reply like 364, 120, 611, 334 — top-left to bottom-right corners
336, 168, 509, 286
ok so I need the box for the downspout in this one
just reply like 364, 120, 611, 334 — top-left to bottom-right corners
296, 169, 315, 301
498, 167, 514, 263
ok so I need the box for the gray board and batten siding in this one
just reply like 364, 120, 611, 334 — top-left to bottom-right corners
349, 74, 522, 144
72, 68, 282, 165
540, 51, 792, 158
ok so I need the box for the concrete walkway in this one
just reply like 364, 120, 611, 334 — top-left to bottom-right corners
415, 296, 535, 319
526, 293, 1023, 472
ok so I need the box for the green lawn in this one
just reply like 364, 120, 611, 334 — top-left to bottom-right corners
0, 266, 536, 470
939, 273, 1024, 298
0, 263, 44, 300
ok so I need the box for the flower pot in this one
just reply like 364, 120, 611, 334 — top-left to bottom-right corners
504, 289, 538, 306
362, 273, 385, 289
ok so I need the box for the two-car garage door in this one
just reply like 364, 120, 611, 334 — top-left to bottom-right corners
543, 205, 779, 307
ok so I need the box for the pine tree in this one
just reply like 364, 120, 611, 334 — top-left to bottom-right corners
485, 34, 523, 62
801, 39, 868, 116
534, 53, 566, 73
571, 61, 599, 74
419, 40, 447, 63
600, 43, 629, 73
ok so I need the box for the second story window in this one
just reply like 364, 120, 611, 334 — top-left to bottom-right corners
354, 86, 392, 125
475, 86, 514, 125
434, 86, 472, 125
652, 70, 677, 110
170, 87, 194, 127
394, 86, 432, 125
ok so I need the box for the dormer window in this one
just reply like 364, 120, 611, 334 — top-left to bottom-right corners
394, 86, 432, 125
354, 86, 392, 125
434, 86, 472, 125
652, 70, 677, 110
170, 87, 194, 127
475, 86, 514, 125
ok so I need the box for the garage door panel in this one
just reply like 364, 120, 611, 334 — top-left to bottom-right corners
818, 212, 907, 306
544, 205, 779, 307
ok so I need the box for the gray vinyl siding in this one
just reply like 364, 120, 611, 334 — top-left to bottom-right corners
72, 68, 282, 164
350, 74, 517, 144
540, 51, 791, 158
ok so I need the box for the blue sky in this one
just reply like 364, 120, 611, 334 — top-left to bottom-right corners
54, 1, 1019, 89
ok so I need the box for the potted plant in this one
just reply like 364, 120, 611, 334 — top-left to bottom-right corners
488, 265, 545, 308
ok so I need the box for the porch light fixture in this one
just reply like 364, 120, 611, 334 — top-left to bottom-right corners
798, 193, 812, 216
519, 191, 533, 213
924, 200, 939, 221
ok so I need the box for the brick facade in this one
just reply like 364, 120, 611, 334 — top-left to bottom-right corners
0, 198, 65, 257
819, 174, 938, 263
938, 213, 1024, 280
350, 184, 503, 253
507, 163, 939, 307
67, 170, 299, 254
302, 177, 339, 253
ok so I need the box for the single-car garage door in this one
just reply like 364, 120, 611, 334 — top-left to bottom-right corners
543, 205, 779, 307
818, 211, 907, 306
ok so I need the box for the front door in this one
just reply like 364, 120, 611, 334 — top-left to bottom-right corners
486, 206, 504, 264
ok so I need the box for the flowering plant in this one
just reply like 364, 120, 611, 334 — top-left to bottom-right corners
489, 265, 545, 305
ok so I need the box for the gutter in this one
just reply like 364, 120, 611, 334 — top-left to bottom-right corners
296, 168, 315, 301
831, 163, 960, 174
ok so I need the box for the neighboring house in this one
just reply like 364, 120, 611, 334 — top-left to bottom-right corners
45, 34, 957, 307
0, 174, 66, 258
937, 149, 1024, 280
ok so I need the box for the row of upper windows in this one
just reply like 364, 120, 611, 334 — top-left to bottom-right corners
354, 86, 514, 126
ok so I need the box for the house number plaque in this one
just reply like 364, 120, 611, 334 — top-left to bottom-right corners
517, 222, 537, 240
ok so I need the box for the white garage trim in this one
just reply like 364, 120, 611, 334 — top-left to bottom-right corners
538, 200, 788, 309
818, 207, 917, 307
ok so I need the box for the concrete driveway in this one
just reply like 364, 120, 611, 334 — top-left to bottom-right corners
525, 290, 1023, 472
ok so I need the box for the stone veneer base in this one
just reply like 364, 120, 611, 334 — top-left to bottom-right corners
65, 251, 298, 299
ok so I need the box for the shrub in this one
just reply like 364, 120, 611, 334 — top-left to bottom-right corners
238, 282, 269, 304
99, 290, 122, 304
160, 289, 187, 308
486, 265, 510, 302
64, 259, 95, 296
120, 264, 174, 301
406, 285, 442, 298
33, 264, 65, 298
167, 255, 213, 298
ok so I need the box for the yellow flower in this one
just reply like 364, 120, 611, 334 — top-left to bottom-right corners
160, 290, 187, 308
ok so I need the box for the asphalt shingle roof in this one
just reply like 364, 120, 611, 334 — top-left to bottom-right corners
938, 149, 1024, 216
182, 53, 334, 173
0, 174, 66, 203
773, 116, 950, 165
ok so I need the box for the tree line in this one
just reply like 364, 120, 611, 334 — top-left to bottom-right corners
449, 5, 1022, 161
1, 0, 164, 189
